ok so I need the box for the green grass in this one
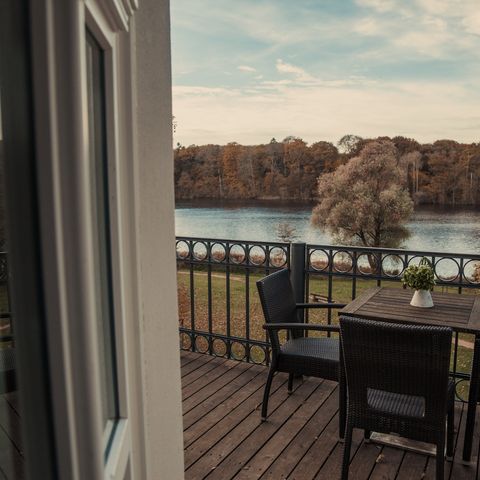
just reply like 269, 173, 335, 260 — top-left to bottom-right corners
0, 284, 11, 345
177, 267, 478, 398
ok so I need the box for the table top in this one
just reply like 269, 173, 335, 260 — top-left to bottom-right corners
340, 287, 480, 335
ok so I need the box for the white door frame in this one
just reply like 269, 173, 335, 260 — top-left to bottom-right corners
29, 0, 142, 478
29, 0, 184, 478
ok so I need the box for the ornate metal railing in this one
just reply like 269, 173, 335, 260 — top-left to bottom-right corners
176, 237, 290, 364
305, 244, 480, 400
176, 236, 480, 400
0, 251, 12, 342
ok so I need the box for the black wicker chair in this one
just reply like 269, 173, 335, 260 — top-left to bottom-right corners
0, 335, 16, 394
256, 269, 346, 436
339, 316, 455, 480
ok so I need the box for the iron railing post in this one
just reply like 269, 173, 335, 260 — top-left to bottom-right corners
290, 242, 306, 321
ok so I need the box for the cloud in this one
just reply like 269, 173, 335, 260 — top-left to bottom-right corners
171, 0, 480, 146
237, 65, 256, 72
354, 17, 385, 36
276, 59, 315, 82
463, 12, 480, 36
173, 86, 238, 97
173, 77, 480, 146
355, 0, 396, 13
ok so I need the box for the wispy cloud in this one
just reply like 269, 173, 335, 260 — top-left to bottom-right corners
463, 12, 480, 36
237, 65, 256, 72
355, 0, 397, 13
276, 59, 315, 82
172, 0, 480, 145
173, 70, 480, 145
353, 17, 385, 36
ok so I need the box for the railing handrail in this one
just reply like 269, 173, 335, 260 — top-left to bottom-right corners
175, 236, 480, 260
176, 235, 289, 248
307, 243, 480, 260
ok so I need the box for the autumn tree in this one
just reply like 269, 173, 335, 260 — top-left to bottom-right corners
283, 137, 309, 199
276, 223, 298, 243
221, 142, 248, 198
312, 140, 413, 248
422, 140, 463, 205
337, 134, 363, 155
309, 141, 339, 173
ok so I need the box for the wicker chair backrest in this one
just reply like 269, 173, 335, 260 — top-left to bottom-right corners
256, 269, 300, 351
340, 316, 452, 423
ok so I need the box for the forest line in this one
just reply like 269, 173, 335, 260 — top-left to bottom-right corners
174, 135, 480, 206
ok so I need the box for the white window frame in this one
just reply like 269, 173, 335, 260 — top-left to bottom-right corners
83, 1, 141, 478
30, 0, 184, 478
30, 0, 144, 478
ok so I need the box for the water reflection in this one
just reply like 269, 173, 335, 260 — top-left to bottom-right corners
175, 200, 480, 255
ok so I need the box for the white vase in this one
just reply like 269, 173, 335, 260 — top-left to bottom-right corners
410, 289, 434, 308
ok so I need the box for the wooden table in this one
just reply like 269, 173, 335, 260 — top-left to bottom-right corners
341, 286, 480, 463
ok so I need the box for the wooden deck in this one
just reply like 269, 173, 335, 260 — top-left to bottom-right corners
0, 391, 23, 479
0, 352, 478, 479
181, 351, 480, 480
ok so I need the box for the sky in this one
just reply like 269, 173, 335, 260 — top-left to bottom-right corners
171, 0, 480, 146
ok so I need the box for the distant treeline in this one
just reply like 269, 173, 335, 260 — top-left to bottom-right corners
174, 135, 480, 206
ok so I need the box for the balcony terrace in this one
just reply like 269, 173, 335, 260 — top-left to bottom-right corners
177, 236, 480, 479
0, 238, 479, 479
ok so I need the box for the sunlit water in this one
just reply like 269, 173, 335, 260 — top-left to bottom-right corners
175, 200, 480, 255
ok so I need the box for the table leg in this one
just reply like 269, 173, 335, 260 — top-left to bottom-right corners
463, 335, 480, 463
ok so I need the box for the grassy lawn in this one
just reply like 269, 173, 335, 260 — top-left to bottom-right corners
0, 284, 12, 347
177, 267, 478, 399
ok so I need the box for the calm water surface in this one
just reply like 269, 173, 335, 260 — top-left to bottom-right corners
175, 200, 480, 255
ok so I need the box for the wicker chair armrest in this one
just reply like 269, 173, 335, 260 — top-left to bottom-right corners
296, 303, 346, 309
263, 322, 339, 333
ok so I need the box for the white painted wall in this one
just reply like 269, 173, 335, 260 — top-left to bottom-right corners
133, 0, 185, 478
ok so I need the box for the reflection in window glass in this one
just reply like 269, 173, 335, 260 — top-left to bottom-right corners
0, 95, 23, 478
85, 31, 119, 446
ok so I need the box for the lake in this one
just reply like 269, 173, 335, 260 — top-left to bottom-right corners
175, 200, 480, 255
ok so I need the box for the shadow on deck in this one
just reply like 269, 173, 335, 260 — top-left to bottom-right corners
181, 351, 480, 480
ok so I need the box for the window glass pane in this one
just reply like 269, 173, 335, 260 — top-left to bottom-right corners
0, 92, 24, 479
85, 30, 119, 438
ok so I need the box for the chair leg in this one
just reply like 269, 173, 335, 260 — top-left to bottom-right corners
446, 405, 454, 460
436, 435, 445, 480
341, 423, 353, 480
339, 376, 347, 440
261, 367, 276, 421
288, 373, 294, 394
364, 430, 371, 443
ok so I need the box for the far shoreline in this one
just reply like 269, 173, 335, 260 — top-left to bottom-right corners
175, 198, 480, 214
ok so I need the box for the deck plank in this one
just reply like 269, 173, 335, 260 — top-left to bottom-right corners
183, 364, 263, 432
262, 388, 339, 479
183, 368, 267, 449
182, 356, 229, 390
185, 373, 305, 478
0, 396, 22, 455
394, 452, 428, 480
368, 446, 404, 480
203, 378, 320, 480
181, 350, 202, 367
182, 358, 238, 401
182, 352, 480, 480
231, 380, 337, 480
181, 352, 216, 377
314, 427, 365, 480
184, 371, 288, 471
